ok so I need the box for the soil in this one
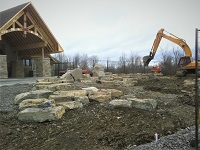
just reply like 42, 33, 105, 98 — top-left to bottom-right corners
0, 75, 196, 150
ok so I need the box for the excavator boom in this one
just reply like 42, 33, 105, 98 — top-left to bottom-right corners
143, 28, 192, 66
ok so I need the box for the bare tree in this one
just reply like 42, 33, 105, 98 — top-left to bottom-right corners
160, 50, 174, 75
73, 53, 81, 68
80, 54, 89, 70
89, 55, 99, 68
53, 52, 67, 62
117, 53, 126, 73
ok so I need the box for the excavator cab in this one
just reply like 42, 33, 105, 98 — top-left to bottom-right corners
178, 56, 191, 68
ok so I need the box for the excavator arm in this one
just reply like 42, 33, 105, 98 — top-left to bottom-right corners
143, 28, 192, 66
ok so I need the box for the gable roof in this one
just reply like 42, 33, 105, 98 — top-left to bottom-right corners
0, 2, 64, 57
0, 2, 29, 28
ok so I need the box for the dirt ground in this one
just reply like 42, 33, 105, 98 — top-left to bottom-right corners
0, 75, 196, 150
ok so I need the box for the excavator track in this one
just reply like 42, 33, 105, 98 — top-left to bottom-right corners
176, 70, 187, 77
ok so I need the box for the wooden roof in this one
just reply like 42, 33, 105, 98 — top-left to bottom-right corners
0, 2, 63, 58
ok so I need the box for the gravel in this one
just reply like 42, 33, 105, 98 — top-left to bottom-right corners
0, 83, 33, 112
125, 126, 197, 150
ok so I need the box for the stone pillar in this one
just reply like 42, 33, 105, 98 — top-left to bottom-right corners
34, 58, 51, 77
16, 60, 24, 78
0, 55, 8, 78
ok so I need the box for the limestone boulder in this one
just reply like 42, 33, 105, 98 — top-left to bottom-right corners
123, 78, 138, 86
109, 99, 132, 108
36, 78, 49, 82
57, 101, 83, 110
18, 106, 65, 122
74, 96, 90, 105
100, 81, 115, 86
53, 90, 87, 97
88, 89, 111, 102
19, 98, 56, 110
128, 98, 157, 110
92, 64, 105, 78
106, 89, 123, 98
35, 83, 81, 91
48, 95, 74, 103
14, 90, 53, 104
82, 87, 99, 95
61, 68, 83, 81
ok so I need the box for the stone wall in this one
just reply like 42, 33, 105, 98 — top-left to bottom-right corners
0, 55, 8, 78
16, 60, 25, 78
34, 58, 51, 77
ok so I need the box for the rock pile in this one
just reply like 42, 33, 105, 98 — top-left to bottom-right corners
14, 70, 156, 122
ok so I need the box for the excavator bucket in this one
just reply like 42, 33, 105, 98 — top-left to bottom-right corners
143, 56, 153, 66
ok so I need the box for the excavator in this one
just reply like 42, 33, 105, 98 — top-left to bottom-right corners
143, 28, 200, 76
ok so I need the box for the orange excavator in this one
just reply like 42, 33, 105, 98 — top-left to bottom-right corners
143, 28, 200, 76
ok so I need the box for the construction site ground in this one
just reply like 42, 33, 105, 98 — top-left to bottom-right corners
0, 75, 196, 150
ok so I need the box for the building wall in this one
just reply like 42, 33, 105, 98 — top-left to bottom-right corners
0, 55, 8, 78
34, 58, 51, 77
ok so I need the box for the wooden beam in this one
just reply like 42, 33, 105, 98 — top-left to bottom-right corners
11, 42, 47, 51
16, 21, 23, 28
0, 10, 24, 31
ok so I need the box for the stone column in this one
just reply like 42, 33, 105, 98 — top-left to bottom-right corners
16, 59, 24, 78
34, 58, 51, 77
0, 55, 8, 78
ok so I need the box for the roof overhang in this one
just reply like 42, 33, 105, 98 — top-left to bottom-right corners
0, 2, 64, 58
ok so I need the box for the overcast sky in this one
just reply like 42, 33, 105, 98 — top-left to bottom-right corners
1, 0, 200, 62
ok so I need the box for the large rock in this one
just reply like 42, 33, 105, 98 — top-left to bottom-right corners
48, 95, 74, 103
109, 99, 132, 108
35, 83, 81, 91
106, 89, 123, 98
123, 78, 138, 86
88, 89, 111, 102
57, 101, 83, 110
15, 90, 53, 104
61, 68, 83, 81
100, 81, 115, 86
128, 98, 157, 110
92, 64, 105, 78
53, 90, 87, 97
74, 96, 90, 105
82, 87, 99, 95
19, 98, 56, 110
18, 106, 65, 122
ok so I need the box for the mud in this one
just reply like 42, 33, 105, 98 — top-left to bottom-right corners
0, 76, 196, 150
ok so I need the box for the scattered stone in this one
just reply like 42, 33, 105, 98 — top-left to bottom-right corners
109, 99, 132, 108
53, 90, 87, 97
74, 96, 90, 105
48, 95, 74, 103
18, 106, 65, 122
106, 89, 123, 98
82, 87, 99, 95
57, 101, 83, 110
100, 80, 115, 86
61, 68, 83, 81
128, 98, 157, 110
14, 90, 53, 104
19, 98, 55, 110
35, 83, 81, 91
92, 64, 105, 78
88, 89, 111, 102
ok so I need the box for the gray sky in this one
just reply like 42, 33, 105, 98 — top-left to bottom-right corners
1, 0, 200, 62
